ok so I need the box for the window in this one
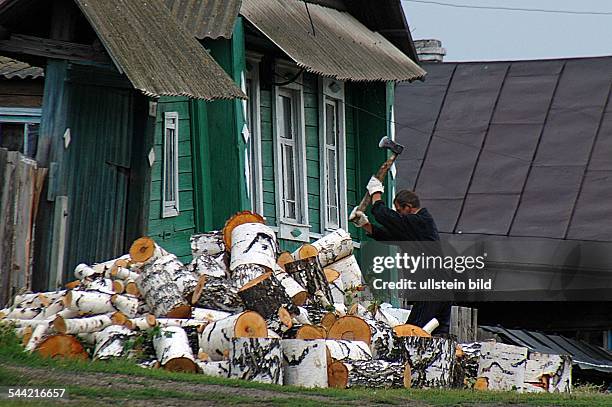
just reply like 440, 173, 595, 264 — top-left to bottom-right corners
277, 89, 302, 222
162, 112, 179, 218
245, 54, 263, 214
0, 107, 42, 158
320, 79, 347, 231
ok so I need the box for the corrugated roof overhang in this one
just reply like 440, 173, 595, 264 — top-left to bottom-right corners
240, 0, 426, 82
74, 0, 245, 100
164, 0, 241, 39
0, 55, 43, 79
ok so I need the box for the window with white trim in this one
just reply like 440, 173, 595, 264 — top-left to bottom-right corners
277, 88, 302, 222
245, 55, 263, 214
162, 112, 179, 217
320, 79, 347, 231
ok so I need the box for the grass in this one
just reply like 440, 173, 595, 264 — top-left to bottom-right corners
0, 325, 610, 406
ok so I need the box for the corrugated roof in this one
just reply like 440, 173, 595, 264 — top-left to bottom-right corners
240, 0, 425, 82
394, 57, 612, 241
0, 55, 42, 79
481, 325, 612, 373
164, 0, 241, 39
74, 0, 245, 100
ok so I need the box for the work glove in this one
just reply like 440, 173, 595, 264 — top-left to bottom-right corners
349, 207, 369, 227
366, 176, 384, 196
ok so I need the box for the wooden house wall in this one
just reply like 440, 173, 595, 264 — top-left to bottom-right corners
0, 79, 44, 108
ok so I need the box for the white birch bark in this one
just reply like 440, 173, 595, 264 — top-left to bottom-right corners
93, 325, 136, 360
477, 342, 528, 391
311, 228, 353, 267
344, 360, 410, 388
282, 339, 328, 388
329, 255, 362, 290
198, 311, 266, 361
524, 352, 572, 393
326, 339, 373, 362
191, 232, 225, 257
64, 290, 116, 314
190, 253, 228, 279
110, 294, 140, 318
229, 337, 283, 384
191, 307, 232, 322
153, 326, 197, 371
229, 223, 277, 271
24, 323, 50, 352
54, 313, 114, 334
196, 360, 230, 378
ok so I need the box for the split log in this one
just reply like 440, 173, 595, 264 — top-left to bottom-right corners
199, 311, 267, 361
370, 308, 401, 328
222, 210, 265, 248
36, 334, 89, 360
63, 290, 116, 314
237, 272, 294, 319
230, 264, 267, 289
282, 339, 328, 388
285, 257, 333, 305
93, 325, 136, 360
328, 255, 362, 291
328, 360, 411, 389
129, 237, 169, 264
327, 269, 346, 304
477, 342, 528, 391
24, 323, 50, 352
191, 275, 243, 312
381, 306, 411, 324
191, 307, 232, 322
229, 337, 283, 384
229, 222, 277, 271
191, 231, 225, 257
53, 313, 123, 334
524, 352, 571, 393
326, 340, 372, 362
396, 336, 457, 388
291, 243, 319, 260
196, 360, 230, 378
327, 316, 371, 345
153, 326, 198, 373
311, 228, 353, 267
273, 267, 308, 306
136, 259, 191, 318
191, 253, 228, 279
111, 294, 140, 318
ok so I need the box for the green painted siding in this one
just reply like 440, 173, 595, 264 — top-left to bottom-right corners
147, 96, 195, 262
259, 88, 277, 226
303, 73, 321, 235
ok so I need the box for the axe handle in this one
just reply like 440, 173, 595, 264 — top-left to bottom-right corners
355, 152, 399, 213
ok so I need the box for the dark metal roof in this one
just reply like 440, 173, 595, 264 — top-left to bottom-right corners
240, 0, 425, 82
0, 55, 42, 79
74, 0, 245, 100
481, 325, 612, 373
395, 57, 612, 241
164, 0, 241, 39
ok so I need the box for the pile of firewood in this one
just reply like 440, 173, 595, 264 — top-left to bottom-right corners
0, 210, 571, 391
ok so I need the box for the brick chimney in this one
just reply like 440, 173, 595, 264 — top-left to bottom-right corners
414, 39, 446, 63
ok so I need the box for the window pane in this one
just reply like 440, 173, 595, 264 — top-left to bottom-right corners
280, 95, 293, 139
282, 143, 297, 220
325, 102, 336, 146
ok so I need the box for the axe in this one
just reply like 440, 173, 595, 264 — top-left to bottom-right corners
349, 136, 405, 219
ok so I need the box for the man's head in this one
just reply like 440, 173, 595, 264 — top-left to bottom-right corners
393, 190, 420, 215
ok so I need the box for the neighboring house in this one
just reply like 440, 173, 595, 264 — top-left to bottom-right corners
0, 56, 43, 158
394, 57, 612, 347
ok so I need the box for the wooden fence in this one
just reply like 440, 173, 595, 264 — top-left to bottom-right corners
0, 148, 46, 306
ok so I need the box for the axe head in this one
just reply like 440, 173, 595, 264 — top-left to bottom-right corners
379, 136, 404, 155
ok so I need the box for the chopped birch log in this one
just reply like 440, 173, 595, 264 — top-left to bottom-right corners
291, 243, 319, 260
36, 334, 89, 360
191, 275, 243, 312
151, 254, 197, 299
31, 299, 64, 320
191, 307, 232, 322
111, 294, 140, 318
397, 336, 457, 388
380, 306, 411, 324
326, 340, 372, 362
191, 231, 225, 257
329, 360, 411, 389
92, 255, 131, 275
311, 228, 353, 267
524, 352, 571, 393
53, 313, 120, 334
364, 318, 400, 360
82, 277, 115, 292
276, 251, 295, 270
327, 316, 371, 345
128, 314, 157, 330
477, 342, 528, 391
136, 259, 191, 318
129, 237, 169, 264
111, 267, 140, 281
229, 337, 283, 384
0, 307, 43, 319
222, 210, 265, 248
199, 311, 267, 361
196, 360, 230, 378
282, 339, 328, 388
229, 222, 277, 271
328, 255, 362, 291
273, 267, 308, 306
153, 326, 198, 373
93, 325, 136, 360
155, 318, 209, 328
371, 308, 401, 328
63, 290, 116, 314
74, 263, 104, 280
285, 257, 333, 304
237, 272, 293, 319
25, 323, 50, 352
13, 291, 65, 308
190, 253, 228, 278
183, 325, 203, 356
328, 270, 346, 304
230, 264, 267, 289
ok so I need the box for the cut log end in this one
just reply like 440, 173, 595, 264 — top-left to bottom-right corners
295, 325, 327, 339
111, 312, 128, 326
53, 316, 67, 334
222, 211, 265, 248
238, 271, 272, 292
125, 281, 139, 296
403, 363, 412, 388
297, 245, 318, 260
65, 280, 81, 290
324, 268, 340, 283
191, 275, 207, 305
278, 307, 292, 329
129, 237, 156, 263
165, 305, 192, 319
320, 312, 338, 331
474, 377, 489, 390
235, 311, 268, 338
292, 292, 308, 307
163, 357, 198, 373
36, 334, 88, 360
328, 316, 371, 344
112, 280, 125, 294
277, 252, 294, 270
393, 324, 431, 338
328, 361, 349, 389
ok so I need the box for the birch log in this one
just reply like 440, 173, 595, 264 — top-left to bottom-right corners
82, 278, 115, 292
191, 231, 225, 257
282, 339, 328, 388
190, 253, 228, 279
196, 360, 230, 378
273, 267, 308, 306
326, 340, 372, 362
129, 237, 169, 264
311, 229, 353, 267
199, 311, 267, 361
136, 259, 191, 318
229, 337, 283, 384
35, 334, 89, 360
53, 313, 120, 334
93, 325, 136, 360
191, 307, 232, 322
524, 352, 571, 393
237, 272, 294, 319
153, 326, 198, 373
328, 255, 363, 291
327, 316, 372, 345
63, 290, 116, 314
154, 318, 208, 328
111, 294, 140, 318
191, 275, 243, 312
152, 254, 197, 300
477, 342, 528, 391
397, 336, 457, 388
230, 264, 267, 289
285, 257, 333, 305
128, 314, 157, 330
74, 263, 104, 280
0, 307, 43, 319
364, 319, 400, 360
229, 223, 277, 271
328, 271, 346, 304
111, 267, 140, 281
329, 360, 411, 389
24, 323, 50, 352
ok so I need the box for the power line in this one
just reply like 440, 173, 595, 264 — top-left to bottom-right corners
402, 0, 612, 16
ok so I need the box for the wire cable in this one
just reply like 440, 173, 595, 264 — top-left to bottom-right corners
402, 0, 612, 16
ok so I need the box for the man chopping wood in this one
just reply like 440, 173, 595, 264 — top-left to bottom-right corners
350, 176, 452, 335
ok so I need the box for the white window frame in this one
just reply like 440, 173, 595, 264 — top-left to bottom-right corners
245, 52, 264, 215
319, 78, 348, 232
273, 61, 309, 242
162, 111, 180, 218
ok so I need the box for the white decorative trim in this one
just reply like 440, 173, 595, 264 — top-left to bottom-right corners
245, 56, 264, 215
162, 111, 180, 218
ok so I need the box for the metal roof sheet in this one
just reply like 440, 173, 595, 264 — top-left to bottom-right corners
74, 0, 245, 100
240, 0, 425, 82
0, 55, 43, 79
164, 0, 241, 39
